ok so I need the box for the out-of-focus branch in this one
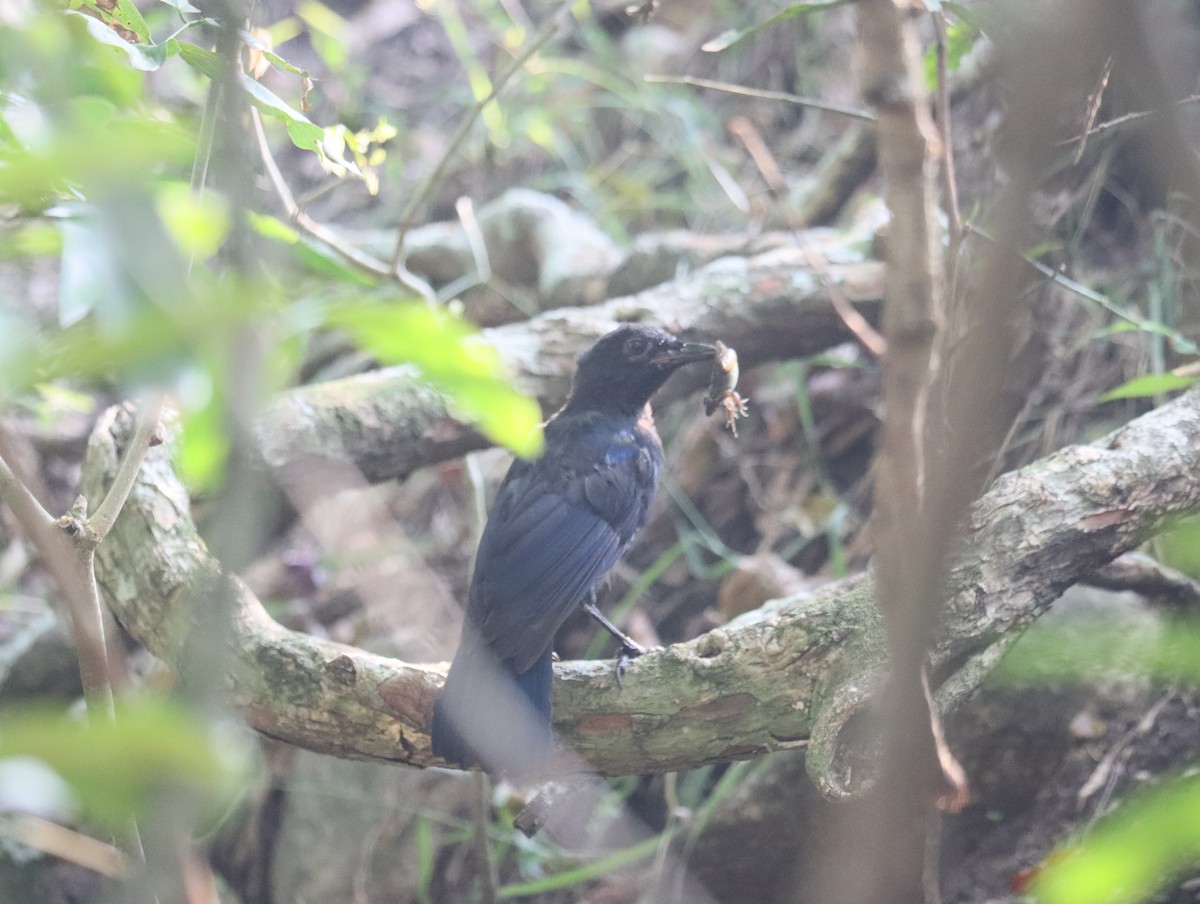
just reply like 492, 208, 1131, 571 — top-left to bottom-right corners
825, 1, 961, 900
88, 395, 164, 544
1084, 552, 1200, 609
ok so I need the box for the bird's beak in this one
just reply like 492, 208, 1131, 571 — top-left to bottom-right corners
650, 340, 718, 368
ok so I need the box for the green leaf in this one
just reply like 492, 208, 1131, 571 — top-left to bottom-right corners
73, 0, 151, 44
0, 699, 248, 830
1099, 372, 1198, 402
328, 302, 544, 458
701, 1, 849, 53
1034, 772, 1200, 904
175, 42, 323, 151
241, 29, 310, 78
239, 73, 324, 150
175, 40, 223, 79
67, 11, 172, 71
0, 117, 193, 209
924, 14, 977, 91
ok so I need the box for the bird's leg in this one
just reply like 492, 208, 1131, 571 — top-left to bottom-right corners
583, 591, 659, 683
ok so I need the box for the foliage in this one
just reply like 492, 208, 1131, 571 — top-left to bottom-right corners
1034, 773, 1200, 904
0, 0, 543, 858
0, 698, 249, 831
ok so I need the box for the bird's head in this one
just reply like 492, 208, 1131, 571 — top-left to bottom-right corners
567, 324, 717, 415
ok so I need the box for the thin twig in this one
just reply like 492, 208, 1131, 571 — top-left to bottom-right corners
88, 395, 165, 544
932, 12, 962, 268
190, 83, 222, 197
388, 0, 573, 271
250, 107, 425, 293
1085, 551, 1200, 609
5, 815, 130, 878
471, 771, 499, 904
728, 116, 886, 357
0, 447, 57, 538
644, 74, 876, 123
1071, 56, 1113, 165
966, 222, 1197, 350
1056, 93, 1200, 148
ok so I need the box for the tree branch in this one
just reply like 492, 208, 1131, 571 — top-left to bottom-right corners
254, 251, 886, 485
82, 387, 1200, 778
88, 394, 164, 544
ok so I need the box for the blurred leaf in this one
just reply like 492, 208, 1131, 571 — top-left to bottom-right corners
180, 383, 229, 492
924, 14, 977, 90
328, 302, 544, 458
1099, 373, 1198, 402
155, 181, 230, 260
0, 117, 193, 209
248, 212, 378, 286
1153, 514, 1200, 579
1034, 772, 1200, 904
159, 0, 202, 13
702, 2, 848, 53
0, 222, 63, 260
0, 699, 247, 830
995, 616, 1200, 686
58, 213, 128, 327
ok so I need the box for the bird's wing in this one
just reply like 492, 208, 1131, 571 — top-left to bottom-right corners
470, 427, 655, 673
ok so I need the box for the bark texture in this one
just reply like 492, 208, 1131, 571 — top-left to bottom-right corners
82, 375, 1200, 782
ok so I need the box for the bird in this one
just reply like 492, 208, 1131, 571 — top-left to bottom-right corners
430, 324, 716, 777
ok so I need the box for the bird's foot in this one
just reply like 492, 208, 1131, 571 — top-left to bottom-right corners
614, 641, 664, 687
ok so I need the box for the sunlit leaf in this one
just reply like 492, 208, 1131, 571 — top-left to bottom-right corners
0, 699, 248, 830
73, 0, 152, 45
0, 118, 193, 209
238, 72, 324, 150
1099, 373, 1198, 402
67, 11, 171, 71
328, 302, 544, 458
175, 43, 321, 150
1034, 772, 1200, 904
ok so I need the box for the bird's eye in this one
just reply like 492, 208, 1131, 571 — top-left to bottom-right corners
624, 338, 650, 357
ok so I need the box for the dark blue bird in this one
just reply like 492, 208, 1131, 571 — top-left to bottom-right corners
430, 324, 716, 777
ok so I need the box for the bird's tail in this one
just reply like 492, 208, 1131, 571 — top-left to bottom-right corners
430, 627, 554, 779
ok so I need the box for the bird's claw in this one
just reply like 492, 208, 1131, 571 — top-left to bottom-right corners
614, 643, 664, 687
